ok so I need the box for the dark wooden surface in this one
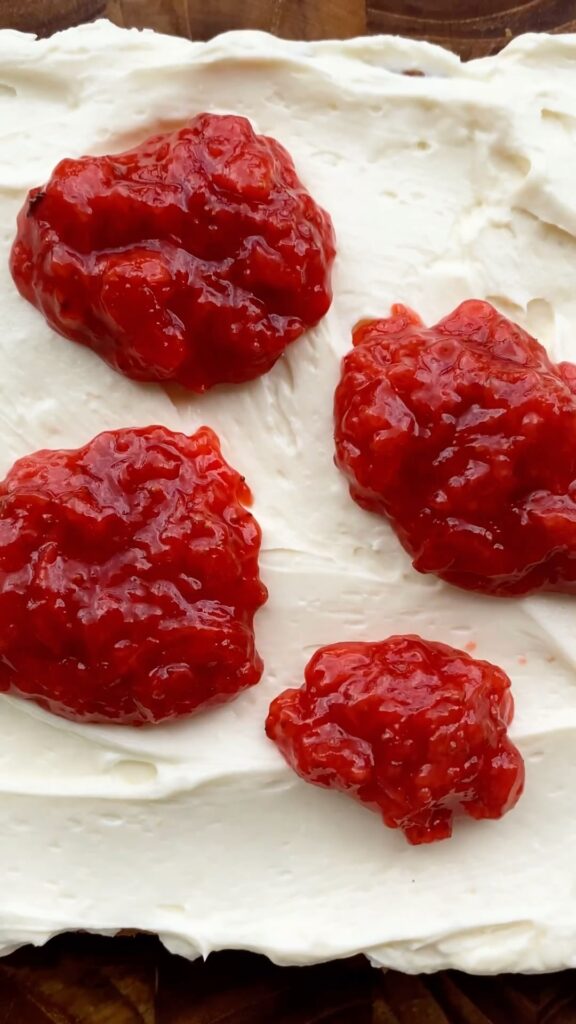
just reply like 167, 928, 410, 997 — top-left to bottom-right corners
3, 0, 576, 55
1, 0, 576, 1021
4, 935, 576, 1022
367, 0, 576, 58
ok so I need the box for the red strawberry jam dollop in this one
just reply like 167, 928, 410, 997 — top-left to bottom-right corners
0, 425, 267, 725
266, 636, 524, 845
334, 299, 576, 596
10, 113, 335, 392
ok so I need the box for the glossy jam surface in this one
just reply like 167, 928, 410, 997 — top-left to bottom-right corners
10, 113, 335, 392
334, 300, 576, 595
0, 425, 267, 724
266, 636, 524, 844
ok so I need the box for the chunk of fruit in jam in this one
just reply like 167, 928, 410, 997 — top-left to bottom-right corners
335, 300, 576, 596
0, 425, 267, 724
11, 113, 335, 392
266, 635, 524, 844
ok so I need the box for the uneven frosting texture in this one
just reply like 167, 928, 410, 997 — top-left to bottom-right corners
1, 21, 576, 973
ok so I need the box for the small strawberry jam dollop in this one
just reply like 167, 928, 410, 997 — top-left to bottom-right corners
0, 426, 267, 725
335, 300, 576, 595
266, 636, 524, 844
10, 113, 335, 392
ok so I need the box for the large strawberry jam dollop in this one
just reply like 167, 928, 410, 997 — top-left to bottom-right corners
0, 426, 267, 725
266, 636, 524, 844
10, 113, 335, 392
335, 300, 576, 596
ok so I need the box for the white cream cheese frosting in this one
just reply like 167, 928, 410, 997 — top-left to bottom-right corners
1, 20, 576, 974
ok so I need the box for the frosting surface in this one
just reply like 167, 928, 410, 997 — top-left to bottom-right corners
1, 20, 576, 972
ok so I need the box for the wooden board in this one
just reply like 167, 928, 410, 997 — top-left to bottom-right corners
1, 1, 576, 1021
3, 934, 576, 1022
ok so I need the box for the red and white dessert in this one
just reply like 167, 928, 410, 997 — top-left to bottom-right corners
0, 20, 575, 975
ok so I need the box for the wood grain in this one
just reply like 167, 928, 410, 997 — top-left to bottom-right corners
0, 0, 106, 36
5, 0, 576, 56
0, 935, 156, 1023
0, 0, 365, 42
2, 1, 576, 1022
158, 948, 576, 1023
367, 0, 576, 58
5, 939, 576, 1024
